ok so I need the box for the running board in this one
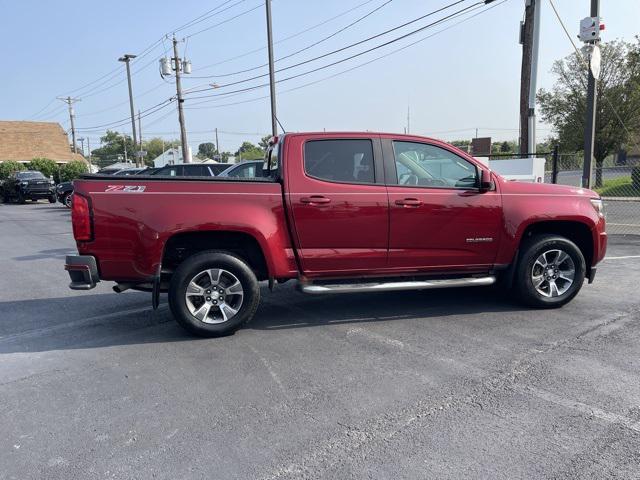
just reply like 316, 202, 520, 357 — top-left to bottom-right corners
300, 276, 496, 294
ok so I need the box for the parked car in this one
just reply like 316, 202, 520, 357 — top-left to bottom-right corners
150, 163, 226, 177
112, 167, 148, 176
218, 160, 265, 178
56, 181, 74, 208
2, 171, 56, 204
65, 132, 607, 338
208, 163, 233, 175
135, 167, 160, 175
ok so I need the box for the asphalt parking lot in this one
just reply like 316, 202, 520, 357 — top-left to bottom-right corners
1, 202, 640, 480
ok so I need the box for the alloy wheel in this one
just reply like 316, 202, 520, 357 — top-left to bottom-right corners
184, 268, 244, 324
531, 249, 576, 298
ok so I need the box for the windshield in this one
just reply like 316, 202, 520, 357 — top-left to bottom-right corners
17, 171, 46, 180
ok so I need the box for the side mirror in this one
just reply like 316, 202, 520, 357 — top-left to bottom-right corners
479, 169, 493, 192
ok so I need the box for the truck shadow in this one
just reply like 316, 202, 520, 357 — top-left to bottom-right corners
250, 285, 523, 331
13, 247, 77, 261
0, 286, 526, 354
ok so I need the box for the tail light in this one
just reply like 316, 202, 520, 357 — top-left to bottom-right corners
71, 194, 93, 241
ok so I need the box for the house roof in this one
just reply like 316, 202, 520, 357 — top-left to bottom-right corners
0, 121, 85, 163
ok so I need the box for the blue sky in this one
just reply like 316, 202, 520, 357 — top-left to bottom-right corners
3, 0, 639, 153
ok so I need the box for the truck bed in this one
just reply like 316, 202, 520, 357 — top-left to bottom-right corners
72, 176, 298, 283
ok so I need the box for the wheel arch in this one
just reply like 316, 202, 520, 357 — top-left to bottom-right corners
161, 230, 270, 281
519, 220, 594, 268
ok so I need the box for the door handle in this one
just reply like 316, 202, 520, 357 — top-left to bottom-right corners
395, 198, 422, 207
300, 195, 331, 205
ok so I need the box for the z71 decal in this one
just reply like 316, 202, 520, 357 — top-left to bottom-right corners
105, 185, 146, 193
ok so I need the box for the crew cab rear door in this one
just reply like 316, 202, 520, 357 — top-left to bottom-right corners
383, 136, 503, 271
285, 134, 388, 275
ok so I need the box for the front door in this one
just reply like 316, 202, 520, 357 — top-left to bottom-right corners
384, 138, 503, 272
287, 135, 388, 275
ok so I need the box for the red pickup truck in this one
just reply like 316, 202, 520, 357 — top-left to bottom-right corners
65, 132, 607, 337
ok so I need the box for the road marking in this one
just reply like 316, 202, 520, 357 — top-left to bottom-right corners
522, 386, 640, 433
604, 255, 640, 260
607, 223, 640, 227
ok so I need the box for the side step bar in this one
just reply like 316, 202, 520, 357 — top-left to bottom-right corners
300, 276, 496, 294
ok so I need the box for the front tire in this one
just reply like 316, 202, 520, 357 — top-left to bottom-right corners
168, 251, 260, 337
63, 193, 73, 208
48, 194, 56, 203
515, 234, 586, 308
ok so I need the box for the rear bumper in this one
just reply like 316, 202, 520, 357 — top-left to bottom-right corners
65, 255, 100, 290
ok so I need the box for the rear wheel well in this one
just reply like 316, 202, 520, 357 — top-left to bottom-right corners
521, 221, 593, 267
162, 231, 269, 281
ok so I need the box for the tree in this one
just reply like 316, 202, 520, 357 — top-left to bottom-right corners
0, 160, 26, 180
538, 38, 640, 187
90, 130, 136, 163
142, 138, 180, 166
258, 135, 271, 151
235, 141, 264, 160
59, 160, 89, 182
198, 142, 217, 159
28, 158, 58, 179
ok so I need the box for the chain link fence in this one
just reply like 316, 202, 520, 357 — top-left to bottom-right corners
544, 153, 640, 235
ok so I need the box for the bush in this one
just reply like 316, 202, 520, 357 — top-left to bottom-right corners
59, 160, 89, 182
28, 157, 58, 179
0, 160, 26, 180
632, 165, 640, 189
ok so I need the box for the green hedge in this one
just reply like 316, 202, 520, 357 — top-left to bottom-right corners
28, 158, 58, 179
0, 161, 26, 180
59, 161, 89, 182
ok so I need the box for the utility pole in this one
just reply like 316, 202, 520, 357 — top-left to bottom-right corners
78, 137, 85, 156
58, 96, 80, 153
172, 36, 190, 163
519, 0, 541, 156
407, 105, 410, 134
87, 137, 92, 171
215, 127, 220, 154
265, 0, 278, 137
118, 54, 139, 166
138, 110, 144, 165
582, 0, 600, 188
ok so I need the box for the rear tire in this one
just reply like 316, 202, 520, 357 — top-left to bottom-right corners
63, 193, 73, 208
515, 234, 586, 308
168, 251, 260, 337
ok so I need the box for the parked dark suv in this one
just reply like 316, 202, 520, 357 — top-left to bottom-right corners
1, 171, 56, 204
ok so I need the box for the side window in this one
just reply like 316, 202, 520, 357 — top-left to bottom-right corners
392, 141, 478, 188
304, 139, 375, 184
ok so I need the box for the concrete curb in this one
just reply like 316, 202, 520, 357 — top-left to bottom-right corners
602, 197, 640, 202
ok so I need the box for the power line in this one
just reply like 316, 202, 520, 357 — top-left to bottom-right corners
188, 0, 393, 80
195, 0, 380, 72
184, 0, 477, 93
25, 0, 248, 119
184, 2, 264, 39
184, 0, 485, 100
183, 0, 507, 111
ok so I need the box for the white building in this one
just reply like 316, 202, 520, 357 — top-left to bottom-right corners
152, 146, 194, 167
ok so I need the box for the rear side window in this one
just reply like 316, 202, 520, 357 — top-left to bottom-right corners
304, 139, 374, 184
